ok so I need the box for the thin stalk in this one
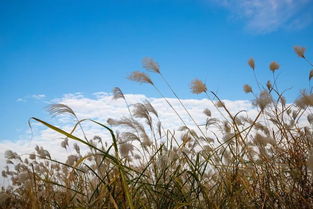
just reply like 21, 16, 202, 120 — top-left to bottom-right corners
159, 73, 207, 139
152, 84, 188, 128
253, 70, 262, 91
304, 57, 313, 67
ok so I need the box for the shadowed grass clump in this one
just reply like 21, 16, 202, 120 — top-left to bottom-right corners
1, 46, 313, 209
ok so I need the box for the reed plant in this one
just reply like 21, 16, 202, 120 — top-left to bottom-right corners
1, 46, 313, 209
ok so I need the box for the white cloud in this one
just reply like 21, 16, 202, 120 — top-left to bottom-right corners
32, 94, 46, 100
1, 92, 258, 180
16, 98, 26, 102
16, 94, 47, 103
210, 0, 312, 33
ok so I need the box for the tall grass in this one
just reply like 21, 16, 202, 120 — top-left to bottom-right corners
1, 46, 313, 209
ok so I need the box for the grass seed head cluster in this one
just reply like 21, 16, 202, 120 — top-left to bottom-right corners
1, 47, 313, 209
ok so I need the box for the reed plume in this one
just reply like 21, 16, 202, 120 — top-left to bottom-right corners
128, 71, 153, 85
248, 58, 255, 70
269, 61, 280, 72
190, 79, 207, 94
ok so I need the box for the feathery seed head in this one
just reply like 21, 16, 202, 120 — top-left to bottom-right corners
280, 96, 286, 106
178, 126, 189, 131
293, 46, 306, 58
121, 132, 139, 142
73, 143, 80, 154
144, 100, 158, 117
223, 121, 231, 133
66, 155, 78, 166
216, 101, 225, 108
133, 103, 150, 120
307, 114, 313, 124
309, 70, 313, 80
61, 139, 68, 149
266, 80, 272, 90
254, 133, 276, 146
112, 87, 125, 100
43, 150, 51, 159
269, 61, 280, 72
295, 91, 313, 109
205, 118, 216, 128
108, 117, 139, 131
47, 104, 76, 117
4, 150, 17, 160
253, 90, 272, 110
17, 172, 30, 182
35, 146, 50, 159
119, 143, 134, 158
190, 79, 207, 94
254, 122, 269, 135
181, 133, 192, 144
157, 121, 162, 137
128, 71, 153, 85
6, 160, 13, 165
93, 135, 102, 142
134, 154, 141, 160
203, 108, 211, 117
142, 57, 160, 73
243, 84, 253, 93
223, 133, 236, 144
107, 118, 119, 126
292, 110, 298, 120
248, 58, 255, 70
141, 135, 153, 147
29, 153, 36, 160
1, 171, 7, 178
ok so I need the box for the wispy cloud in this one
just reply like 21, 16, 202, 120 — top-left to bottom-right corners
16, 98, 26, 102
211, 0, 312, 33
16, 94, 47, 103
32, 94, 46, 100
1, 92, 257, 174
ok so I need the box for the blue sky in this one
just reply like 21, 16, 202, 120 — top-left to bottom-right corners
1, 0, 313, 141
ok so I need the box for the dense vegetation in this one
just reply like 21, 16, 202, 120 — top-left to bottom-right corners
1, 46, 313, 209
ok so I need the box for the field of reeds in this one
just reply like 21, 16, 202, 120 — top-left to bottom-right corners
1, 46, 313, 209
